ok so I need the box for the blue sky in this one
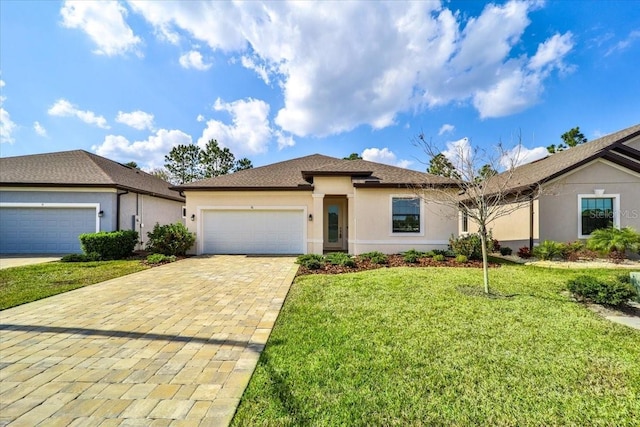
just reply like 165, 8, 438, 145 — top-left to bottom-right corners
1, 0, 639, 172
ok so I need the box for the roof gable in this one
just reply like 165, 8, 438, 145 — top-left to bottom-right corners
0, 150, 184, 201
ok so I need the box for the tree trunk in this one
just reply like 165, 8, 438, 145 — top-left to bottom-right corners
479, 227, 490, 294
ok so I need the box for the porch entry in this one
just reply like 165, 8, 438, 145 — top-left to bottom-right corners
323, 197, 348, 251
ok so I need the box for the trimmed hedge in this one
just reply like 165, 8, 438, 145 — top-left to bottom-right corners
567, 275, 637, 306
146, 222, 195, 256
79, 230, 138, 260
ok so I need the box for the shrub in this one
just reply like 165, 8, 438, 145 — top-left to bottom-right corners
403, 249, 424, 263
146, 222, 196, 256
533, 240, 565, 261
492, 239, 501, 251
587, 227, 640, 259
61, 252, 101, 262
296, 254, 325, 270
430, 249, 448, 256
517, 247, 532, 259
567, 275, 637, 306
449, 233, 493, 260
500, 247, 513, 256
146, 253, 177, 265
325, 252, 356, 267
455, 255, 468, 263
79, 230, 138, 260
560, 241, 585, 261
360, 251, 388, 264
432, 254, 446, 262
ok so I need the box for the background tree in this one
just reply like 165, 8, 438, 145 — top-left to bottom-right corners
344, 153, 363, 160
164, 144, 203, 184
148, 167, 171, 182
124, 161, 138, 169
200, 139, 236, 178
234, 157, 253, 171
547, 126, 587, 153
415, 133, 542, 294
427, 153, 461, 179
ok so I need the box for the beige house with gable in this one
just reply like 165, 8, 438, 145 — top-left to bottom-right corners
472, 123, 640, 250
177, 155, 458, 255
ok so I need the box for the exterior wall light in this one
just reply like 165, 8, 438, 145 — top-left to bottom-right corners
308, 214, 313, 221
98, 210, 104, 217
191, 214, 196, 221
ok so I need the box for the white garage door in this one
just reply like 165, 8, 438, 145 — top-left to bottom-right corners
0, 207, 97, 254
202, 209, 305, 254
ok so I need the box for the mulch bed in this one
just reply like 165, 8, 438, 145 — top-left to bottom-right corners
297, 254, 500, 276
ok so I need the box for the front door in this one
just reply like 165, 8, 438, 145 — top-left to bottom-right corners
324, 198, 346, 251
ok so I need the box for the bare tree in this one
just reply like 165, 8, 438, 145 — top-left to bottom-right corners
414, 133, 542, 294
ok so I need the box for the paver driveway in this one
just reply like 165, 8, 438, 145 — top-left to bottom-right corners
0, 255, 298, 426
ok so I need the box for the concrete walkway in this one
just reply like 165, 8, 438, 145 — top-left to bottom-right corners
0, 256, 62, 270
0, 255, 298, 426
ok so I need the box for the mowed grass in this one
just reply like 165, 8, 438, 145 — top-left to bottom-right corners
0, 260, 148, 310
233, 266, 640, 426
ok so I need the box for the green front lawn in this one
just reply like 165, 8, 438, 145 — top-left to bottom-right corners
233, 266, 640, 426
0, 260, 149, 310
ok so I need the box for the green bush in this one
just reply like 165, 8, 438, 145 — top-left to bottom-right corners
500, 247, 513, 256
449, 233, 493, 260
403, 249, 424, 263
432, 254, 446, 262
567, 275, 637, 306
296, 254, 325, 270
455, 255, 468, 263
587, 227, 640, 259
533, 240, 565, 260
360, 251, 388, 264
79, 230, 138, 260
146, 253, 177, 264
61, 252, 102, 262
325, 252, 356, 267
146, 222, 195, 256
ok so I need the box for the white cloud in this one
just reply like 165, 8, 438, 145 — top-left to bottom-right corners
197, 97, 280, 154
362, 147, 412, 169
129, 1, 574, 136
500, 144, 548, 168
179, 50, 212, 71
115, 110, 154, 130
48, 99, 109, 129
196, 114, 205, 122
441, 137, 473, 171
61, 1, 142, 57
606, 30, 640, 56
438, 124, 455, 135
34, 121, 48, 137
0, 79, 17, 144
92, 129, 192, 169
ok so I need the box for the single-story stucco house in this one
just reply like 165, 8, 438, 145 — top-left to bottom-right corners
176, 154, 458, 255
471, 123, 640, 250
0, 150, 185, 254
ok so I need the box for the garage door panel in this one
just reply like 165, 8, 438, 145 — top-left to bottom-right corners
202, 209, 304, 255
0, 207, 96, 254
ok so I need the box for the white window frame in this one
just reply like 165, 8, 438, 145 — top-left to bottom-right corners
389, 195, 424, 236
182, 206, 187, 219
460, 210, 469, 234
577, 193, 620, 239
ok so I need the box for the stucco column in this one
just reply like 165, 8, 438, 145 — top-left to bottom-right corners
347, 193, 355, 254
312, 193, 324, 254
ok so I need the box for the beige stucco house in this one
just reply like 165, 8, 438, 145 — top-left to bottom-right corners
470, 123, 640, 250
177, 155, 458, 255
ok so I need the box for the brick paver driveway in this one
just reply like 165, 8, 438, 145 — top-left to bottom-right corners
0, 255, 298, 426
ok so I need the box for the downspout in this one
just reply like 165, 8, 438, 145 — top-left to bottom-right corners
116, 190, 129, 230
529, 195, 534, 251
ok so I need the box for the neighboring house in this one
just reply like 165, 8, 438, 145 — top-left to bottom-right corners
176, 154, 458, 255
471, 123, 640, 249
0, 150, 185, 254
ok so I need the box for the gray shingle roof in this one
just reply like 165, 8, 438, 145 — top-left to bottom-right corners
176, 154, 456, 190
0, 150, 184, 201
487, 123, 640, 194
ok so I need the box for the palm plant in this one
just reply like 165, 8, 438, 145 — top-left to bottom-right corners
586, 227, 640, 258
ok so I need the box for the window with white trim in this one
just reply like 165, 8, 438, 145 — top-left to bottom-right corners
461, 210, 469, 233
392, 197, 421, 233
578, 194, 619, 237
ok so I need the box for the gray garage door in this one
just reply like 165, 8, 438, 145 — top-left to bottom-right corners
202, 209, 305, 254
0, 207, 96, 254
